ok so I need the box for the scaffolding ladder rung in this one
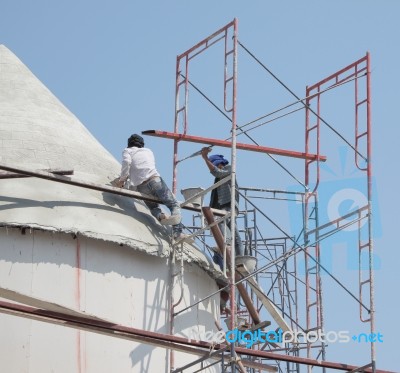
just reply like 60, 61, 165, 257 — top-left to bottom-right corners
356, 98, 368, 106
307, 301, 318, 308
356, 131, 368, 139
305, 326, 320, 333
177, 79, 187, 87
360, 279, 371, 286
307, 265, 317, 272
307, 124, 318, 131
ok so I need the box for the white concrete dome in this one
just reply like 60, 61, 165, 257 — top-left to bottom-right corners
0, 43, 170, 251
0, 45, 221, 372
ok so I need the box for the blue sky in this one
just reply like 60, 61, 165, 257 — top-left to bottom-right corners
1, 1, 398, 371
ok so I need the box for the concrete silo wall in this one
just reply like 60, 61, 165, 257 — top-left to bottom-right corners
0, 227, 221, 372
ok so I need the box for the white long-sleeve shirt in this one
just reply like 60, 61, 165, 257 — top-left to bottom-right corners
120, 147, 160, 187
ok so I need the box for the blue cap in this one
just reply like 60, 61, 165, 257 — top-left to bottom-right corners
209, 154, 229, 167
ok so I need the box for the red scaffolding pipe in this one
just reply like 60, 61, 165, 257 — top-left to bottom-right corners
142, 130, 327, 161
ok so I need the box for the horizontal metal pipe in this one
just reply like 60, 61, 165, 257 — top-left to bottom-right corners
142, 130, 327, 161
0, 300, 393, 373
0, 163, 226, 216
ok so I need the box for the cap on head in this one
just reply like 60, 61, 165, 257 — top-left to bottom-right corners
208, 154, 229, 167
128, 134, 144, 148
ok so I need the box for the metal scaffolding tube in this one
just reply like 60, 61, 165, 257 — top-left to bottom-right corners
239, 190, 371, 312
237, 72, 365, 133
202, 207, 263, 326
0, 300, 393, 373
0, 163, 226, 217
172, 213, 369, 322
180, 175, 231, 207
248, 232, 302, 337
238, 40, 367, 163
0, 17, 379, 373
177, 70, 364, 198
143, 130, 326, 161
228, 21, 238, 367
239, 107, 304, 134
180, 73, 231, 121
169, 73, 312, 189
303, 52, 374, 370
366, 52, 376, 372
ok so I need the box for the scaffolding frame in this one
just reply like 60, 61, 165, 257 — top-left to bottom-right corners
303, 53, 375, 371
143, 19, 376, 373
0, 19, 379, 373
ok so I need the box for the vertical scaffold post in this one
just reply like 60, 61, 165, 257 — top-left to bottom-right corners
170, 18, 240, 371
304, 82, 324, 370
365, 52, 375, 372
172, 54, 189, 195
228, 17, 239, 373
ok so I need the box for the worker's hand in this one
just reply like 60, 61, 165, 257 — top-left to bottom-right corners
116, 179, 125, 188
111, 177, 125, 188
201, 147, 212, 158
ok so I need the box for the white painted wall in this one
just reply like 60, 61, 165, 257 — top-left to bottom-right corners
0, 228, 222, 372
0, 45, 225, 372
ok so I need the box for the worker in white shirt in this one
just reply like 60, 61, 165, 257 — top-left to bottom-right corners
116, 134, 185, 241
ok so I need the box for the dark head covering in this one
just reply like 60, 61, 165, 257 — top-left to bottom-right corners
127, 134, 144, 148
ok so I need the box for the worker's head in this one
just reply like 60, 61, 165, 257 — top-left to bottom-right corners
127, 134, 144, 148
209, 154, 229, 169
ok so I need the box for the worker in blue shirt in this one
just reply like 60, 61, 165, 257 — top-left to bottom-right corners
201, 147, 244, 262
